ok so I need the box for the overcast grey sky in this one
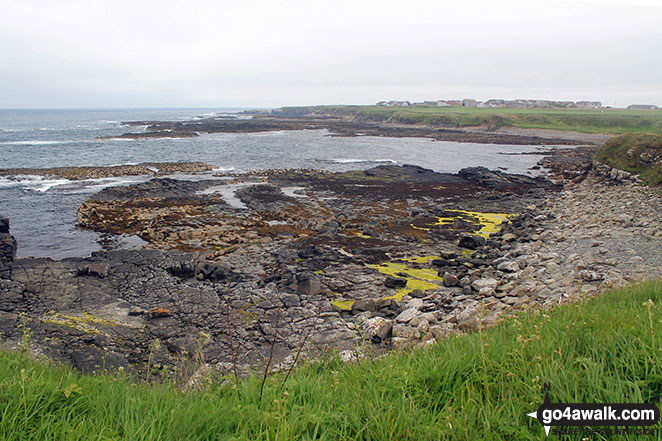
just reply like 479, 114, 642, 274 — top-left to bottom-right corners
1, 0, 661, 108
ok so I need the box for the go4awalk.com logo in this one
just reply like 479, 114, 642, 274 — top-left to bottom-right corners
527, 384, 660, 437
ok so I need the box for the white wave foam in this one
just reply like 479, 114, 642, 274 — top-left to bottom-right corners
0, 175, 72, 192
0, 177, 22, 189
322, 158, 397, 164
36, 179, 71, 192
212, 167, 236, 173
106, 162, 139, 166
0, 140, 75, 146
59, 176, 150, 194
103, 138, 135, 142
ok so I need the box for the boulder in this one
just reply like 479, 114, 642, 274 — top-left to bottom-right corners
196, 261, 231, 282
319, 221, 340, 237
352, 298, 377, 313
280, 293, 300, 308
458, 235, 486, 249
0, 215, 17, 278
297, 277, 321, 296
395, 307, 420, 323
410, 312, 437, 327
408, 289, 425, 298
442, 272, 459, 287
361, 317, 393, 343
496, 261, 520, 272
77, 263, 110, 278
0, 215, 9, 234
471, 278, 498, 292
403, 298, 424, 310
384, 276, 407, 288
502, 233, 517, 242
579, 270, 604, 282
392, 323, 419, 339
457, 317, 481, 332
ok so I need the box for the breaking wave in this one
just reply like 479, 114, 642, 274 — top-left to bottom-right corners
313, 158, 397, 165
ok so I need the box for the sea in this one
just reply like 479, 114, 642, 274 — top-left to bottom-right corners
0, 108, 560, 259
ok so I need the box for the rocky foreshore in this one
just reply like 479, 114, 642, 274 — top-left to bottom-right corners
115, 114, 592, 146
1, 159, 661, 380
0, 162, 214, 181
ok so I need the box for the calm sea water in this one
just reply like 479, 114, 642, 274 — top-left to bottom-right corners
0, 108, 558, 258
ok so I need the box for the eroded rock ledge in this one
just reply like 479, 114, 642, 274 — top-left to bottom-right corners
114, 115, 590, 145
0, 162, 214, 181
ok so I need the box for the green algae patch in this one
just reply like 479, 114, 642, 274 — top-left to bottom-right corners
411, 209, 515, 238
368, 258, 443, 301
41, 311, 119, 335
331, 300, 354, 311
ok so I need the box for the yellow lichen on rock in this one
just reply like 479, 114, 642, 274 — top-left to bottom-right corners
410, 209, 515, 238
331, 300, 355, 311
368, 259, 442, 301
40, 311, 120, 335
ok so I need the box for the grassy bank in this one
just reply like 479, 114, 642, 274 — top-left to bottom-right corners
2, 280, 661, 440
277, 105, 662, 135
597, 132, 662, 186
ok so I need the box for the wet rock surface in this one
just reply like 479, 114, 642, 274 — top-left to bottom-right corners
0, 215, 17, 279
0, 162, 214, 181
2, 160, 662, 379
117, 114, 590, 146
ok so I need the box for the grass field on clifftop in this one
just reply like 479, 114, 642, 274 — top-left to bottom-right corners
366, 107, 662, 134
280, 105, 662, 135
1, 280, 661, 440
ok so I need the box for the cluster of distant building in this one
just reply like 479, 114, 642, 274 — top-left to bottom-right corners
376, 99, 659, 110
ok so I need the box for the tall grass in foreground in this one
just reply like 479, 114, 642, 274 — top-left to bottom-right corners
1, 280, 661, 440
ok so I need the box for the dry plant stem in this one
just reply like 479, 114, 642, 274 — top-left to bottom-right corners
224, 286, 241, 399
259, 310, 280, 402
281, 317, 316, 389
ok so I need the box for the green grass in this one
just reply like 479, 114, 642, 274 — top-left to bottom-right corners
372, 108, 662, 134
277, 105, 662, 135
2, 280, 662, 440
597, 133, 662, 186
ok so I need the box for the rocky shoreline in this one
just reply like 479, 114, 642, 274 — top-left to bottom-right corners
1, 154, 661, 380
0, 162, 214, 181
114, 114, 592, 146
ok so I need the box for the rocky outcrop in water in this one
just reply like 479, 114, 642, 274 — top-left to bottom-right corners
458, 166, 558, 190
114, 115, 590, 145
0, 162, 214, 181
0, 214, 17, 279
